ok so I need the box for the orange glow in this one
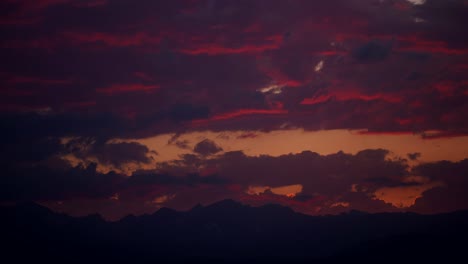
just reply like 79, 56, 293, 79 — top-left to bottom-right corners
373, 181, 443, 208
109, 129, 468, 170
246, 184, 303, 197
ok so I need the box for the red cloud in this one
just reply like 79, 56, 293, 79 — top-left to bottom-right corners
209, 109, 288, 121
395, 117, 426, 126
192, 109, 288, 126
8, 0, 107, 10
316, 50, 347, 56
97, 84, 160, 95
300, 94, 332, 105
434, 82, 457, 98
72, 0, 108, 8
64, 32, 162, 47
301, 91, 402, 105
7, 76, 71, 85
0, 87, 36, 96
1, 0, 70, 24
133, 72, 154, 81
397, 36, 468, 55
11, 0, 71, 10
257, 62, 303, 88
178, 35, 283, 55
0, 16, 40, 25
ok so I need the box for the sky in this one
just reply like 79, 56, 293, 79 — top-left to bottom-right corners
1, 0, 467, 220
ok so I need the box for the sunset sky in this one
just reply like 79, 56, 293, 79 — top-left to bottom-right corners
1, 0, 467, 220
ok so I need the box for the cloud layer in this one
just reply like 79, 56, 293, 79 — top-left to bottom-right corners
1, 0, 466, 136
0, 0, 467, 218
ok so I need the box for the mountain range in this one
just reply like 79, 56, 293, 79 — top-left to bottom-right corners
2, 199, 467, 263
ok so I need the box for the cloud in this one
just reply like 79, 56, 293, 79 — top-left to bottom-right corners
0, 162, 124, 201
0, 0, 467, 218
373, 181, 443, 208
193, 139, 223, 156
72, 0, 108, 8
90, 142, 152, 166
191, 109, 288, 127
247, 184, 303, 198
6, 75, 71, 85
0, 112, 128, 140
1, 0, 467, 135
60, 138, 154, 175
352, 40, 393, 62
236, 132, 259, 139
63, 31, 162, 47
169, 104, 211, 122
407, 152, 421, 160
410, 159, 468, 213
406, 0, 426, 6
300, 90, 402, 105
314, 60, 324, 72
175, 149, 402, 195
154, 147, 467, 213
410, 186, 468, 214
97, 84, 160, 95
0, 135, 63, 164
177, 35, 283, 55
2, 145, 466, 218
156, 148, 417, 211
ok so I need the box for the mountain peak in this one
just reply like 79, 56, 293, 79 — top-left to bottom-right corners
206, 199, 244, 209
191, 203, 204, 211
259, 203, 295, 214
152, 207, 178, 218
348, 209, 369, 216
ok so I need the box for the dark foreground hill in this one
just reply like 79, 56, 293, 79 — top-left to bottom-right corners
2, 200, 468, 263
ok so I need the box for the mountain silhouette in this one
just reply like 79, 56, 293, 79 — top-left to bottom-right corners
2, 199, 467, 263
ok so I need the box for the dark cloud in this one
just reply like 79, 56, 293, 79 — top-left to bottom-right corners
414, 0, 468, 49
407, 152, 421, 160
175, 140, 191, 150
0, 135, 62, 164
91, 142, 151, 166
410, 159, 468, 213
352, 40, 393, 62
0, 163, 124, 201
1, 112, 127, 140
0, 161, 226, 204
0, 0, 466, 135
167, 133, 191, 149
210, 149, 408, 196
193, 139, 223, 156
127, 172, 227, 187
156, 149, 412, 212
2, 146, 467, 218
169, 104, 211, 122
411, 185, 468, 214
412, 159, 468, 182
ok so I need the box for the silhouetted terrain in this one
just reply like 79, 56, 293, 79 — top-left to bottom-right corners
2, 200, 467, 263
